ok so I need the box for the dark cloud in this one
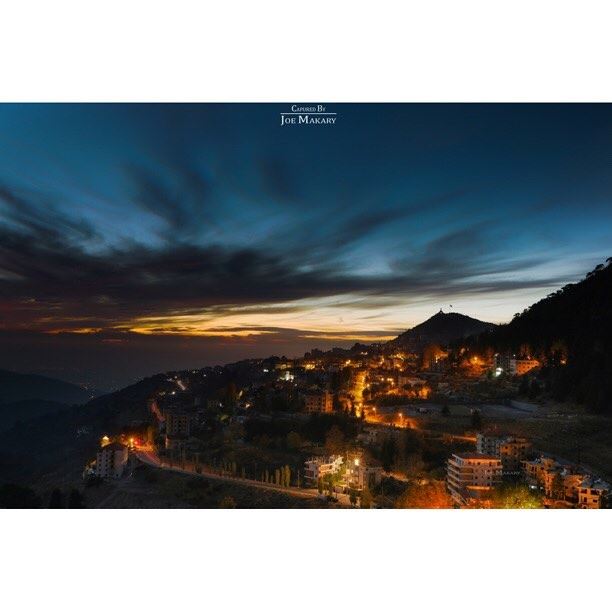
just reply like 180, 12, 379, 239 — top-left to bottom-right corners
0, 178, 575, 340
0, 184, 98, 245
125, 161, 212, 242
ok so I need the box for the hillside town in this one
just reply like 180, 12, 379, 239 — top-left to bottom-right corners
81, 311, 610, 509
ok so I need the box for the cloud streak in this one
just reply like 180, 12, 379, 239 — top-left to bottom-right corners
0, 176, 577, 338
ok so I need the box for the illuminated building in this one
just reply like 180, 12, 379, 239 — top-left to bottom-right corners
303, 455, 344, 486
344, 457, 383, 490
494, 353, 539, 376
274, 360, 294, 370
523, 454, 608, 508
446, 453, 503, 506
578, 478, 609, 509
95, 441, 128, 479
476, 434, 530, 473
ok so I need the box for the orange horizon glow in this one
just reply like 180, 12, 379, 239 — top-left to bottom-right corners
28, 292, 522, 341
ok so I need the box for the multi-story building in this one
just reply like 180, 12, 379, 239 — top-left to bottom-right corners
499, 437, 531, 472
476, 434, 530, 473
514, 359, 539, 375
578, 478, 609, 509
562, 473, 586, 504
523, 454, 609, 508
303, 455, 344, 486
303, 390, 333, 413
494, 353, 539, 376
164, 409, 198, 449
447, 453, 503, 506
344, 457, 383, 490
95, 442, 128, 479
476, 434, 501, 456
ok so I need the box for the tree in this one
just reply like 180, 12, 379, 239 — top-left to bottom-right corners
349, 489, 358, 507
491, 484, 543, 509
528, 379, 542, 400
360, 487, 372, 509
219, 496, 236, 509
0, 484, 41, 508
381, 436, 397, 473
324, 474, 335, 497
67, 489, 85, 509
395, 481, 453, 509
551, 473, 565, 500
49, 488, 64, 509
286, 431, 302, 451
225, 382, 238, 410
325, 425, 345, 456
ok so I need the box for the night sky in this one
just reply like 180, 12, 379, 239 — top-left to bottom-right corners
1, 104, 611, 389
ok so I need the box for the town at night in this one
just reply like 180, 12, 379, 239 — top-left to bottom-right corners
4, 6, 612, 611
0, 103, 611, 510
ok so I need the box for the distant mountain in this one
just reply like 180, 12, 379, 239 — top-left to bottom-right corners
463, 259, 612, 411
0, 369, 93, 406
0, 399, 68, 432
388, 310, 496, 350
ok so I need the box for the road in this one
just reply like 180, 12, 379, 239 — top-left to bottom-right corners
132, 448, 352, 507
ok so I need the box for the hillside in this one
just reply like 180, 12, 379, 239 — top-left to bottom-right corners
388, 310, 496, 350
0, 373, 170, 488
464, 259, 612, 411
0, 399, 69, 433
0, 369, 93, 406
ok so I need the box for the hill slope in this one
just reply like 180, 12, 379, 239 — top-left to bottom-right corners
0, 399, 69, 433
464, 259, 612, 411
388, 310, 496, 350
0, 369, 92, 406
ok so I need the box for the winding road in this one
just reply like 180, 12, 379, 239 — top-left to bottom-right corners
132, 448, 352, 507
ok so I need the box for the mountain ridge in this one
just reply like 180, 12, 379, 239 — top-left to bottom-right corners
387, 310, 497, 350
462, 259, 612, 411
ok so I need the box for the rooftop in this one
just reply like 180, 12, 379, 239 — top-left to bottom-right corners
452, 452, 501, 461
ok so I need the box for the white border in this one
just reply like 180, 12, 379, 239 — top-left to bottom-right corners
1, 1, 611, 102
2, 2, 612, 611
2, 510, 610, 611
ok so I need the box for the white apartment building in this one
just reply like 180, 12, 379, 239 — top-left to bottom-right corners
95, 442, 128, 479
303, 455, 344, 486
447, 453, 503, 506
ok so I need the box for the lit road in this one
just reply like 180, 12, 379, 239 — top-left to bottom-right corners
352, 370, 367, 417
132, 448, 352, 507
364, 410, 418, 430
